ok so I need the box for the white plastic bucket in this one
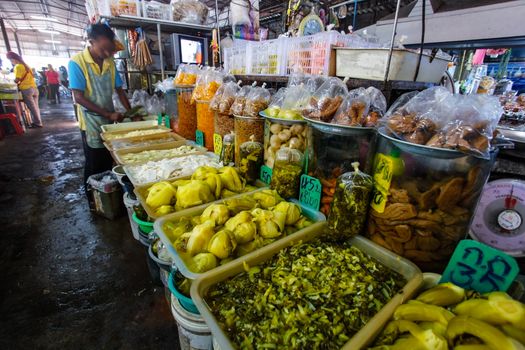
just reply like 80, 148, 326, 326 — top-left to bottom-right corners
112, 165, 126, 186
123, 192, 140, 240
170, 294, 212, 350
212, 337, 221, 350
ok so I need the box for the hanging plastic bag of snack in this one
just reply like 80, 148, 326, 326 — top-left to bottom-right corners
302, 77, 348, 122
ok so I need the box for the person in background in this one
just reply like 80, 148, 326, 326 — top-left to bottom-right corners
36, 69, 46, 100
46, 64, 60, 104
6, 51, 43, 127
68, 23, 132, 203
59, 66, 69, 88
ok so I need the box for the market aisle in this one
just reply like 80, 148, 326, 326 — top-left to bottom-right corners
0, 99, 179, 349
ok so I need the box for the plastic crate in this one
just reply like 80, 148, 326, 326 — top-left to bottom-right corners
286, 31, 348, 75
97, 0, 141, 17
142, 0, 172, 21
223, 40, 251, 75
249, 37, 286, 75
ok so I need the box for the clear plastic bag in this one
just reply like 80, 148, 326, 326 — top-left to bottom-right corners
244, 86, 271, 118
210, 81, 239, 113
302, 77, 348, 122
277, 84, 311, 120
230, 85, 252, 116
192, 69, 223, 102
263, 87, 287, 118
332, 87, 371, 126
426, 94, 502, 158
384, 87, 449, 145
305, 75, 328, 94
146, 94, 164, 115
174, 64, 199, 86
385, 87, 502, 158
113, 92, 126, 113
327, 162, 373, 240
131, 90, 149, 108
171, 0, 209, 24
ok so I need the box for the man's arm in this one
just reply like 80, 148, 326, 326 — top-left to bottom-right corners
72, 89, 122, 122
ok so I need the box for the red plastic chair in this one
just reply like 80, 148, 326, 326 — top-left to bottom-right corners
0, 114, 24, 135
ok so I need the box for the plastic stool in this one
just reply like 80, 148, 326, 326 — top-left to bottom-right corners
0, 114, 24, 135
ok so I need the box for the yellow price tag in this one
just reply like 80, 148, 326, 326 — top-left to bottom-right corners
370, 184, 389, 214
373, 153, 394, 191
213, 133, 223, 156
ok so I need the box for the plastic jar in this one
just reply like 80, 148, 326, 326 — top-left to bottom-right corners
196, 100, 215, 151
307, 121, 376, 216
220, 133, 235, 166
234, 115, 264, 166
263, 117, 309, 169
270, 148, 304, 199
238, 135, 264, 184
175, 86, 197, 140
366, 129, 496, 272
164, 89, 179, 130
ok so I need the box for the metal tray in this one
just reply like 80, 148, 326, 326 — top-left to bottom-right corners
259, 111, 307, 125
103, 132, 185, 152
101, 120, 158, 133
191, 227, 423, 350
114, 141, 207, 165
154, 192, 326, 280
123, 152, 220, 187
306, 115, 376, 136
100, 125, 172, 142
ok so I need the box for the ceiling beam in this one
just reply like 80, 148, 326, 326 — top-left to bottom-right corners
0, 0, 87, 17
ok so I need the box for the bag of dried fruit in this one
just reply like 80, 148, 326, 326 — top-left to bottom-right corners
302, 77, 348, 122
332, 87, 371, 126
230, 85, 252, 116
243, 85, 271, 118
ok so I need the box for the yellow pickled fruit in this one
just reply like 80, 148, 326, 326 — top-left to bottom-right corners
446, 315, 517, 350
154, 205, 173, 216
500, 324, 525, 345
146, 181, 176, 209
381, 320, 447, 350
186, 220, 215, 256
394, 301, 455, 325
416, 283, 465, 306
454, 298, 525, 325
207, 229, 236, 259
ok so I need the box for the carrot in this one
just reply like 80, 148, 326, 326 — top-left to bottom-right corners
321, 196, 333, 204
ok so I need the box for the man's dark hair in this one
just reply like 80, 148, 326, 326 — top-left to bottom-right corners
86, 23, 116, 41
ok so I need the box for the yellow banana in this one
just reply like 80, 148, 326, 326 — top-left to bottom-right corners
419, 321, 447, 337
446, 315, 517, 350
417, 283, 465, 306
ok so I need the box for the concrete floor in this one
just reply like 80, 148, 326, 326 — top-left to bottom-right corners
0, 100, 179, 349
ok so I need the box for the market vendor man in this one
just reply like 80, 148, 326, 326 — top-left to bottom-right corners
68, 23, 132, 201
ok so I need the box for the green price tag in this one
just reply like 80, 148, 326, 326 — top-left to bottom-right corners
260, 165, 272, 185
195, 130, 204, 147
440, 240, 519, 293
213, 133, 223, 156
299, 174, 321, 211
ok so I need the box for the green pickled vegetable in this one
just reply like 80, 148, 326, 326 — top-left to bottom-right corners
207, 240, 404, 349
270, 163, 302, 198
328, 162, 373, 241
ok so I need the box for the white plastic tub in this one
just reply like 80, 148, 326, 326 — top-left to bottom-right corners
335, 48, 450, 83
123, 192, 140, 240
170, 294, 212, 350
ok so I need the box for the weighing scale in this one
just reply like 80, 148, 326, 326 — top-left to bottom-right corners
470, 179, 525, 257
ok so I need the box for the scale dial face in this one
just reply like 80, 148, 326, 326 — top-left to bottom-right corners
470, 179, 525, 257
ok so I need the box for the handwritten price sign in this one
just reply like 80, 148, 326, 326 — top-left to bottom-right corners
299, 174, 322, 211
260, 165, 272, 185
195, 130, 204, 147
213, 133, 223, 156
440, 240, 519, 293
